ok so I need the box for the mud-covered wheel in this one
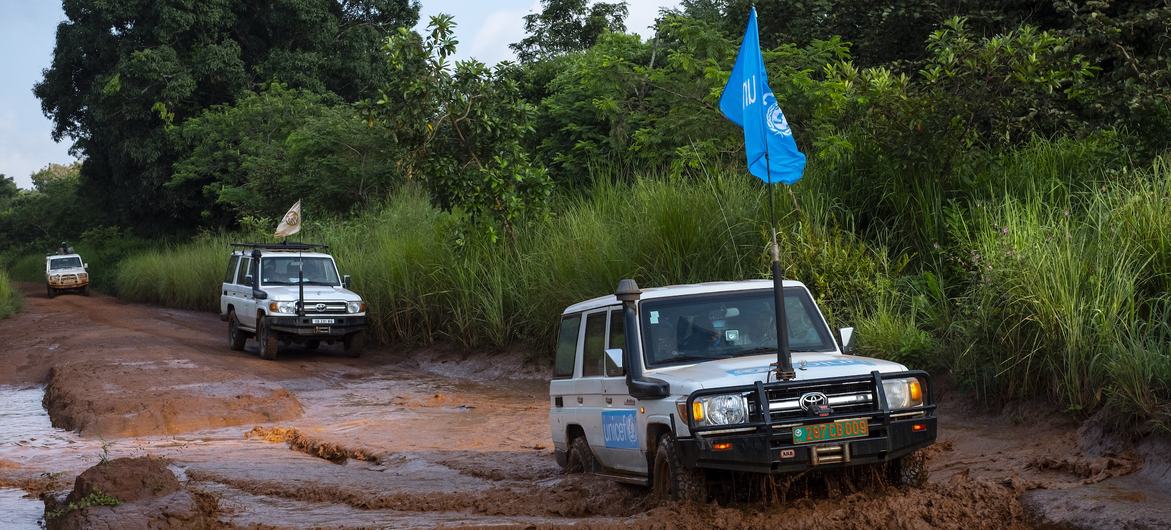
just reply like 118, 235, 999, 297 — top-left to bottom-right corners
82, 285, 90, 296
305, 340, 320, 351
565, 435, 597, 474
652, 432, 707, 502
228, 311, 248, 351
257, 316, 279, 360
889, 450, 929, 487
342, 332, 365, 358
46, 285, 55, 298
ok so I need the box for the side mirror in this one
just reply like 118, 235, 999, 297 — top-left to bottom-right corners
343, 275, 352, 288
604, 348, 623, 369
83, 263, 89, 269
252, 289, 268, 300
839, 327, 855, 354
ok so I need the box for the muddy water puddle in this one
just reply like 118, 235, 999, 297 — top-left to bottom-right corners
0, 488, 44, 529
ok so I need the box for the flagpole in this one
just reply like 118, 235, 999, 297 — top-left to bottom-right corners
764, 153, 795, 381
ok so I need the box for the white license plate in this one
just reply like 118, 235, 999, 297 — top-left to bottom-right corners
311, 318, 335, 324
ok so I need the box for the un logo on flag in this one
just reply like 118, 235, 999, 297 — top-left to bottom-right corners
764, 93, 792, 136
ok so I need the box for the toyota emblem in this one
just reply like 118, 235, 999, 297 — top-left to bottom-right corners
799, 392, 829, 413
315, 303, 327, 311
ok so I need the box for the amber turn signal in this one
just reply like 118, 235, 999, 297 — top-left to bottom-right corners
911, 423, 927, 432
712, 442, 733, 451
909, 379, 923, 402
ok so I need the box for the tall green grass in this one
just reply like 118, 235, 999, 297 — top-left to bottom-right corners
0, 270, 21, 319
114, 234, 233, 311
945, 158, 1171, 426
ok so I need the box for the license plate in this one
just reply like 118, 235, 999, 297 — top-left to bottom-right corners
311, 318, 335, 324
792, 418, 869, 444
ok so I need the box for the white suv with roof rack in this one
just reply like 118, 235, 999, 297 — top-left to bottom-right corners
45, 253, 89, 298
220, 242, 368, 360
549, 279, 936, 500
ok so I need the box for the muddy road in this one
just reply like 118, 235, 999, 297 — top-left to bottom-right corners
1, 286, 1169, 529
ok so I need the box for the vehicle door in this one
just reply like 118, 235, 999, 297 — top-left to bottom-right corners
579, 307, 642, 471
548, 314, 581, 455
233, 256, 259, 329
599, 307, 645, 473
221, 255, 240, 317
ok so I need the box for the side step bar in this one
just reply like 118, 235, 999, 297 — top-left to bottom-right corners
592, 471, 649, 487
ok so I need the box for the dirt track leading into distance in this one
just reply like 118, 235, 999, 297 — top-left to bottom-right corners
1, 285, 1169, 529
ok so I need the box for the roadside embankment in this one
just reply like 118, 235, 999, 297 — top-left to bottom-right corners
0, 269, 20, 319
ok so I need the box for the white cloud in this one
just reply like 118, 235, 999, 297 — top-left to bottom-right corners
625, 0, 681, 38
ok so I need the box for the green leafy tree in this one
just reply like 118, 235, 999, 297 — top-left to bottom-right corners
510, 0, 629, 63
34, 0, 419, 232
378, 15, 553, 242
170, 84, 397, 224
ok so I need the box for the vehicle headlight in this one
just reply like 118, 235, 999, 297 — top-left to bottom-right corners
883, 377, 925, 409
269, 301, 299, 314
690, 394, 748, 426
347, 301, 365, 314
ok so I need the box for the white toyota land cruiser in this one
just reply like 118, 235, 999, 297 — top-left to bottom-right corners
220, 242, 368, 360
45, 253, 89, 298
549, 279, 936, 500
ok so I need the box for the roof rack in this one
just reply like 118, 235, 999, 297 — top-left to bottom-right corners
230, 242, 329, 252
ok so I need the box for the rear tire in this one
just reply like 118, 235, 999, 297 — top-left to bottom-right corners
565, 435, 597, 474
342, 332, 365, 358
652, 433, 707, 502
889, 450, 929, 487
228, 311, 247, 351
258, 316, 279, 360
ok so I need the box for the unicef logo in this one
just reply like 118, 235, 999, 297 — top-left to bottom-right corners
763, 93, 792, 136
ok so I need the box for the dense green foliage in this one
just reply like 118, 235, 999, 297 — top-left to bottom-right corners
32, 0, 419, 231
5, 1, 1170, 429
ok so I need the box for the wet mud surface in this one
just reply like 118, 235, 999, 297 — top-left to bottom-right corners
1, 285, 1169, 529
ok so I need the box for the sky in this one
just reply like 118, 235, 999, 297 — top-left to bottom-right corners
0, 0, 680, 189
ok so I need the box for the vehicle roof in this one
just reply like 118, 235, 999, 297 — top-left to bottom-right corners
46, 254, 82, 260
562, 279, 808, 315
231, 250, 336, 259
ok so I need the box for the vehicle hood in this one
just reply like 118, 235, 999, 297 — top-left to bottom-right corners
47, 267, 86, 275
646, 352, 909, 395
262, 285, 362, 302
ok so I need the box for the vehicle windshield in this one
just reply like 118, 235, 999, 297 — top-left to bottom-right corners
260, 256, 340, 286
50, 257, 82, 270
640, 288, 836, 367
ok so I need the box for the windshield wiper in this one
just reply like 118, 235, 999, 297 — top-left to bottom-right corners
662, 353, 734, 364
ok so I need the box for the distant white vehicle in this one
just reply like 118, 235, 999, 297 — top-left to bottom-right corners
220, 242, 368, 360
45, 254, 89, 298
549, 279, 936, 501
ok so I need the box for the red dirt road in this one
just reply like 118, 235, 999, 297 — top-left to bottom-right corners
1, 285, 1168, 529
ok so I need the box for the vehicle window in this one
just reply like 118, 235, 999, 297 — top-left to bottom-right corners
49, 257, 82, 270
582, 312, 607, 377
236, 257, 252, 285
640, 288, 835, 367
553, 315, 581, 379
605, 309, 625, 377
260, 257, 340, 286
224, 256, 240, 283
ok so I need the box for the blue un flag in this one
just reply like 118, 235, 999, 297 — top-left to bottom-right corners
718, 7, 806, 185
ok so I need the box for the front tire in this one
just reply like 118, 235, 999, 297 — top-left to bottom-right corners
82, 285, 90, 296
565, 435, 597, 474
47, 285, 55, 298
257, 316, 279, 360
228, 311, 247, 351
652, 433, 707, 502
889, 450, 929, 487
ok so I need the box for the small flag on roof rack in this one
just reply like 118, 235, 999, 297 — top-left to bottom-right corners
274, 200, 302, 238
